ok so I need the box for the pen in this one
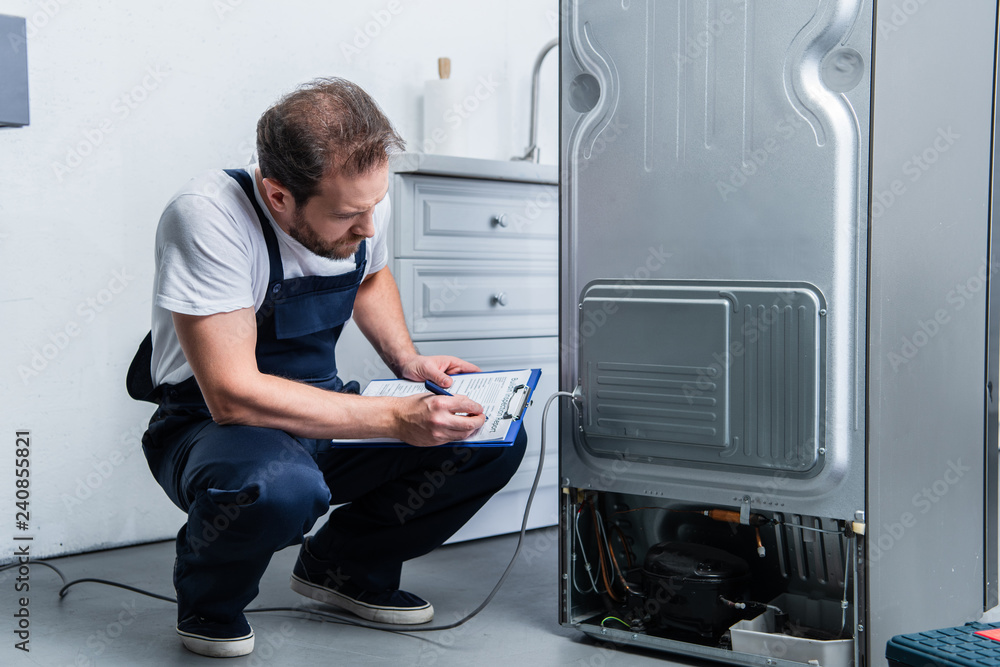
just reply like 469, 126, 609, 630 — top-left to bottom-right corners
423, 379, 454, 396
425, 380, 486, 419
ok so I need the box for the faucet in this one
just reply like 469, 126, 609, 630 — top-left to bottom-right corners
512, 38, 558, 163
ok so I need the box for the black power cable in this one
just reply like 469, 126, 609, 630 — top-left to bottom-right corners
0, 392, 579, 634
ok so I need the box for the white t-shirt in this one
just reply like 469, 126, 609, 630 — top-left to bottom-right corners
150, 165, 389, 386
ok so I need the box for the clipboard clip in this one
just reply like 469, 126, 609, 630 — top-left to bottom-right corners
501, 384, 531, 421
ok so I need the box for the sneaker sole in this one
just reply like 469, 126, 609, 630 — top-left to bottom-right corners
177, 627, 254, 658
290, 574, 434, 625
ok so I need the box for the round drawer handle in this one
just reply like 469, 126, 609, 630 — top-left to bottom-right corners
492, 292, 509, 307
492, 214, 509, 228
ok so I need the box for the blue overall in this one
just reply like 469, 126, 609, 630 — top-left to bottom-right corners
140, 169, 526, 623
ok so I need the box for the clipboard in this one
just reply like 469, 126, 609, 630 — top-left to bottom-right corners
329, 368, 542, 448
474, 367, 542, 445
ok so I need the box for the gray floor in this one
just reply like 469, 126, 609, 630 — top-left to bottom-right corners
1, 528, 708, 667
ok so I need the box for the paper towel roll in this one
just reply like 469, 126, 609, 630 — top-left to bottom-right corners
423, 79, 469, 157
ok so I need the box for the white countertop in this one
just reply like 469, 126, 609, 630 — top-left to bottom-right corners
390, 152, 558, 185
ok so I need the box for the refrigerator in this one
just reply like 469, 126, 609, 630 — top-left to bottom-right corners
557, 1, 1000, 665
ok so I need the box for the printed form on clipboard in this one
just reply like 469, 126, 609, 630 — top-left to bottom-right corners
329, 369, 542, 447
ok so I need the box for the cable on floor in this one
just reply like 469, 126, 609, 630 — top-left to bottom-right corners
0, 390, 580, 634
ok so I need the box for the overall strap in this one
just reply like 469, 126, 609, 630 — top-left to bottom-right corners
354, 239, 367, 269
125, 331, 159, 403
224, 168, 283, 286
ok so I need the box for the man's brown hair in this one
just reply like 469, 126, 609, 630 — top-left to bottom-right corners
256, 77, 405, 206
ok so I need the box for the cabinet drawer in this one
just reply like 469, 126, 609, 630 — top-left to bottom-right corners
394, 174, 558, 259
397, 259, 558, 340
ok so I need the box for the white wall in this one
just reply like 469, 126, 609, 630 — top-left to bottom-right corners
0, 0, 558, 560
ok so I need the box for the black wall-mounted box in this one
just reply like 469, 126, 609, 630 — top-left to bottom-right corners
0, 14, 29, 127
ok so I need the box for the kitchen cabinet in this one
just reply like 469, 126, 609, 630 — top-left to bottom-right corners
335, 152, 559, 542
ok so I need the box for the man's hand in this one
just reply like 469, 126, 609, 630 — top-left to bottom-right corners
391, 392, 486, 447
392, 354, 487, 446
399, 355, 481, 388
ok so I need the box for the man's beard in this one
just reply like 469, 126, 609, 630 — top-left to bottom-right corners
288, 208, 365, 260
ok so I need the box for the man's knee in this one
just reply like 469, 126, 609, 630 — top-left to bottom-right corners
254, 465, 331, 528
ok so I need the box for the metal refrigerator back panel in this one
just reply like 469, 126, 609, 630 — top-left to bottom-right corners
560, 0, 872, 519
580, 281, 827, 472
